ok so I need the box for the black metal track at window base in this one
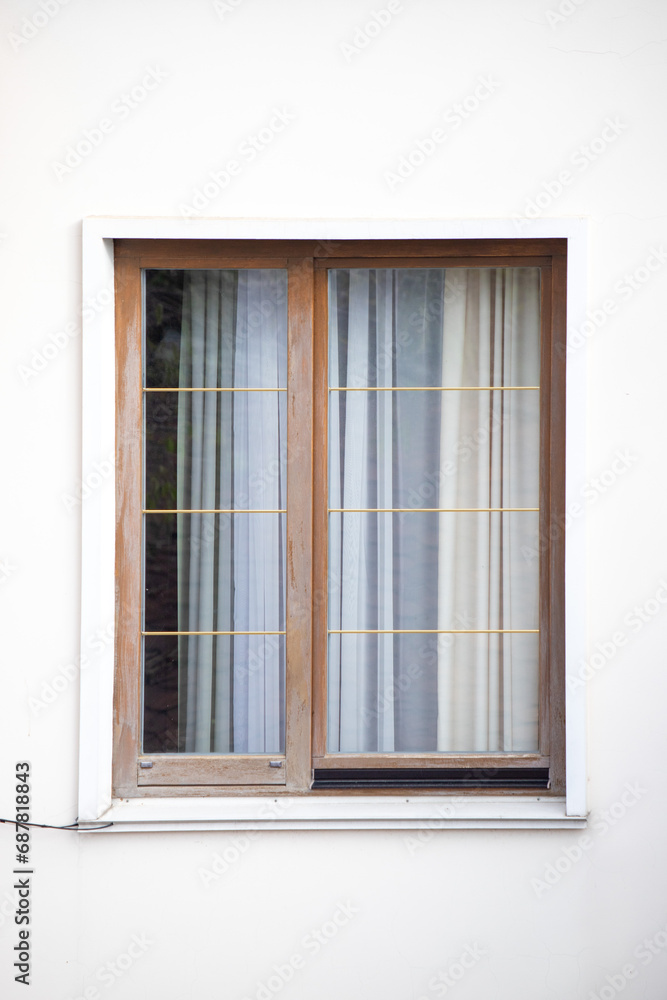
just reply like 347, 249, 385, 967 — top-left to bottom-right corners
311, 768, 550, 790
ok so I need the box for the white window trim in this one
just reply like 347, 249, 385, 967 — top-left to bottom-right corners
79, 216, 587, 832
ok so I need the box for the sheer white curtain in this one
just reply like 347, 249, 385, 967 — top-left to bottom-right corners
328, 267, 540, 754
328, 270, 402, 751
176, 269, 287, 754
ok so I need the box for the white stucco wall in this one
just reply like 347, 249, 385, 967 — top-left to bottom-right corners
2, 0, 667, 997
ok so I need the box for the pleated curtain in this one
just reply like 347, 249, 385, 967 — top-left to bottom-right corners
176, 266, 540, 755
327, 267, 540, 753
176, 269, 287, 754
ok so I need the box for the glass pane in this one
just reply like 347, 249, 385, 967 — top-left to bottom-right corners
142, 268, 287, 754
145, 269, 287, 388
144, 513, 286, 633
328, 512, 539, 632
327, 633, 538, 753
145, 390, 287, 511
328, 268, 540, 388
328, 388, 539, 510
327, 266, 541, 755
143, 634, 285, 754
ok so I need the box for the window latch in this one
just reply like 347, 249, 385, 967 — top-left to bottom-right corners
269, 760, 283, 768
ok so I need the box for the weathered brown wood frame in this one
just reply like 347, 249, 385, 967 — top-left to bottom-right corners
113, 238, 566, 798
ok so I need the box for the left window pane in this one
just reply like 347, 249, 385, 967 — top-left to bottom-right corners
142, 269, 288, 754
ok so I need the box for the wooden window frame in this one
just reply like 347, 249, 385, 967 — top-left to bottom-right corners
113, 237, 566, 800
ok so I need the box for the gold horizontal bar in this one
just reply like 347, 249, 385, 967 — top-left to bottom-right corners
328, 629, 539, 634
143, 631, 286, 636
144, 387, 286, 392
144, 507, 535, 514
328, 507, 539, 513
143, 509, 286, 514
329, 386, 539, 392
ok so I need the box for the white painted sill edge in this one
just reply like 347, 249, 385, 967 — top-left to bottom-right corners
80, 796, 587, 832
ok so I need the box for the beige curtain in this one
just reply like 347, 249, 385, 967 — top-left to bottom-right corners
436, 269, 540, 751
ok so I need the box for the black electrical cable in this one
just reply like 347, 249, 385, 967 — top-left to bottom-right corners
0, 817, 113, 831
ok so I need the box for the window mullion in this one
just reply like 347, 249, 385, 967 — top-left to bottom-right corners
284, 257, 315, 791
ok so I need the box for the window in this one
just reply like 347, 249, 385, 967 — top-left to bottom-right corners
112, 237, 566, 801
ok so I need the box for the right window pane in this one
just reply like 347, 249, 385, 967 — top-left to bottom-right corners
327, 267, 541, 754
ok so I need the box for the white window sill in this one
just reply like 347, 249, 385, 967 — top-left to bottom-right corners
80, 795, 587, 832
